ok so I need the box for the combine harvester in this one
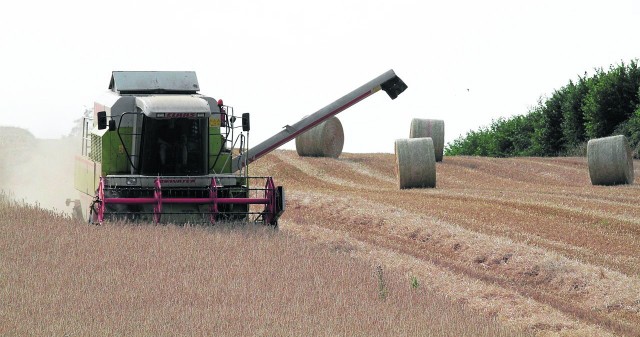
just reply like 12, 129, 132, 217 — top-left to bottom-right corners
73, 70, 407, 226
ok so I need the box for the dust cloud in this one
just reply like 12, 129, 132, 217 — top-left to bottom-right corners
0, 127, 78, 215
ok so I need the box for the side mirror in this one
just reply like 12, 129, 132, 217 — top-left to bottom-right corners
97, 111, 107, 130
242, 113, 250, 132
108, 119, 116, 131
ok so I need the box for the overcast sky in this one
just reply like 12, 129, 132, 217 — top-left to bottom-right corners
1, 0, 639, 153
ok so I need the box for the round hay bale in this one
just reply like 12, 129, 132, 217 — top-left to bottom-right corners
295, 117, 344, 158
587, 135, 634, 185
409, 118, 445, 162
395, 138, 436, 189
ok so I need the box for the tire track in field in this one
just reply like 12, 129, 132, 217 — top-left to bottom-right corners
265, 151, 640, 275
283, 189, 640, 337
281, 218, 616, 337
276, 151, 640, 276
441, 156, 589, 187
364, 189, 640, 276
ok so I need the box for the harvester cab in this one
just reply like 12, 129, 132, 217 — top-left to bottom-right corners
73, 70, 406, 226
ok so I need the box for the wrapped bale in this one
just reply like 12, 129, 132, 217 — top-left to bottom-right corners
295, 117, 344, 158
409, 118, 445, 162
587, 135, 634, 185
395, 138, 436, 189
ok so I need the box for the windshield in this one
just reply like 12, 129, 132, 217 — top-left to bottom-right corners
139, 116, 208, 175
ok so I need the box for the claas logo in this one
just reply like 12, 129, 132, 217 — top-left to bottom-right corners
166, 113, 197, 118
156, 112, 206, 118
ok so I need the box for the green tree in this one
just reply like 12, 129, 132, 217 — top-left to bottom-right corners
535, 89, 566, 156
445, 113, 540, 157
613, 106, 640, 158
560, 77, 589, 149
446, 127, 496, 156
492, 114, 539, 156
445, 59, 640, 158
583, 61, 640, 138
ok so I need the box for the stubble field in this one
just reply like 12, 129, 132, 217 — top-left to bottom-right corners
249, 150, 640, 337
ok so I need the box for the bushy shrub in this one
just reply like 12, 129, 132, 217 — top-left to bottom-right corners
613, 107, 640, 158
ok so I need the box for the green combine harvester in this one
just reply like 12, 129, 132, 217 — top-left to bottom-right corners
72, 70, 407, 225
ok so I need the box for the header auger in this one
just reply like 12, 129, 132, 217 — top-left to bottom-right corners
73, 70, 406, 226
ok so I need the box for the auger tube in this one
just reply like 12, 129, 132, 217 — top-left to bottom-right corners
231, 69, 407, 172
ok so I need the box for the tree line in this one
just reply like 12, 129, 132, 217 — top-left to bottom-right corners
445, 60, 640, 158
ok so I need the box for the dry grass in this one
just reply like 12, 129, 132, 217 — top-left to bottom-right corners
0, 196, 525, 336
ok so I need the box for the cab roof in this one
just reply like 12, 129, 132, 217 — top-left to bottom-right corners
109, 71, 200, 94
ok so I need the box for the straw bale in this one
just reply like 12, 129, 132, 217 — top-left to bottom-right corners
395, 138, 436, 189
410, 119, 445, 161
295, 117, 344, 158
587, 135, 634, 185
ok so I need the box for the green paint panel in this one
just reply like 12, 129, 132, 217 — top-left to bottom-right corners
209, 126, 232, 174
212, 153, 232, 173
101, 128, 132, 175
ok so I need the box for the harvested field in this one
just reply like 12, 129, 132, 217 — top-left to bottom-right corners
248, 150, 640, 337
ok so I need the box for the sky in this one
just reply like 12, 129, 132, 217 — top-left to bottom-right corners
1, 0, 639, 153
